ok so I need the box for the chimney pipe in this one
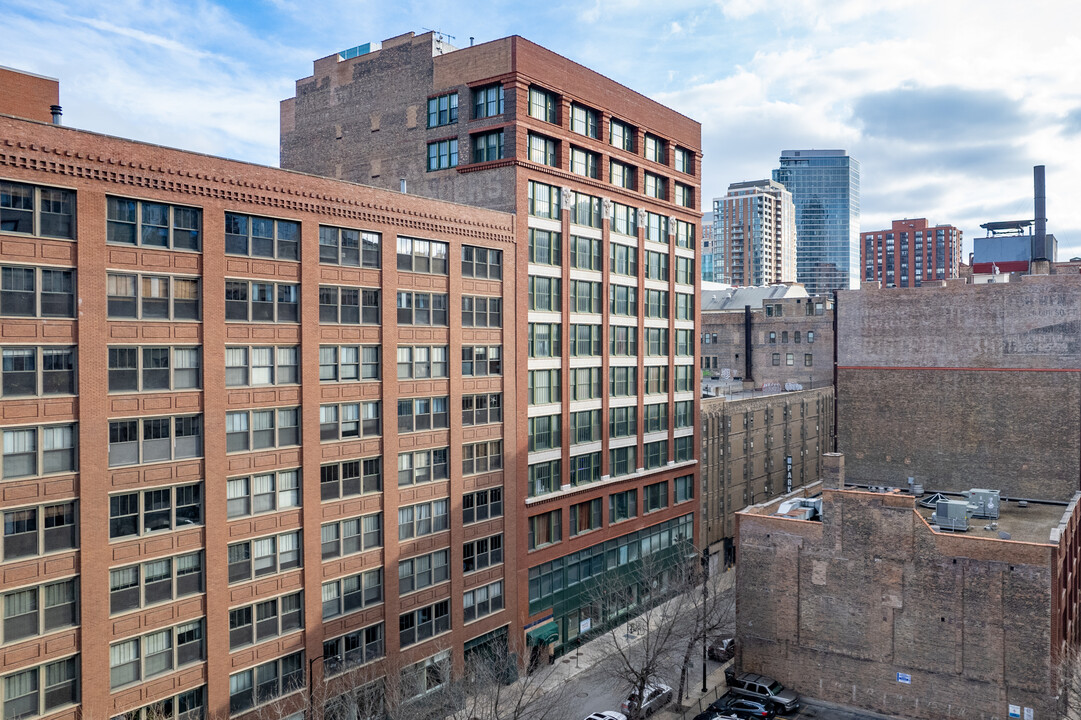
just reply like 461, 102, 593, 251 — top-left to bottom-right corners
470, 36, 475, 47
1033, 165, 1049, 261
400, 178, 407, 194
50, 105, 62, 125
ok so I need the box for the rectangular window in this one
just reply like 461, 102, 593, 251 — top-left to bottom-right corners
0, 266, 74, 320
527, 325, 561, 359
570, 104, 598, 138
227, 651, 303, 713
569, 451, 601, 486
319, 285, 380, 324
320, 568, 383, 620
2, 347, 76, 397
323, 624, 385, 677
644, 173, 667, 200
107, 483, 202, 539
570, 367, 601, 400
609, 489, 637, 523
397, 396, 449, 433
569, 324, 601, 357
109, 620, 205, 688
318, 344, 378, 382
644, 403, 668, 433
805, 353, 814, 367
570, 235, 602, 270
644, 134, 666, 164
473, 84, 504, 118
610, 242, 637, 276
461, 345, 502, 377
527, 133, 557, 167
106, 346, 199, 393
608, 284, 637, 316
224, 213, 299, 260
426, 139, 458, 171
397, 499, 449, 541
462, 393, 502, 427
224, 279, 296, 322
675, 400, 693, 428
609, 367, 637, 397
676, 219, 695, 249
319, 458, 382, 501
396, 345, 449, 379
226, 470, 301, 519
2, 423, 77, 479
674, 183, 694, 208
569, 498, 602, 536
224, 345, 298, 386
396, 291, 448, 326
2, 578, 78, 644
676, 329, 693, 356
109, 552, 203, 614
569, 147, 598, 178
610, 160, 635, 190
229, 591, 303, 649
674, 147, 693, 174
2, 502, 76, 562
608, 325, 637, 356
645, 328, 669, 356
461, 245, 502, 279
462, 534, 503, 573
609, 406, 637, 439
471, 130, 504, 163
397, 236, 449, 275
676, 256, 695, 285
644, 366, 668, 395
569, 409, 600, 444
528, 86, 558, 123
3, 656, 80, 720
462, 488, 503, 525
463, 580, 504, 623
527, 459, 560, 497
2, 182, 75, 241
318, 225, 380, 267
675, 435, 694, 462
568, 190, 602, 228
461, 440, 503, 477
644, 250, 669, 281
398, 600, 450, 649
398, 549, 449, 596
645, 289, 669, 318
318, 402, 378, 441
527, 510, 561, 550
461, 296, 502, 328
530, 276, 562, 312
610, 446, 636, 477
644, 439, 667, 469
226, 531, 301, 584
528, 229, 561, 265
675, 292, 693, 320
107, 197, 201, 250
645, 212, 668, 244
527, 181, 561, 218
396, 448, 449, 487
427, 92, 458, 127
644, 481, 668, 512
527, 415, 560, 452
610, 119, 635, 151
611, 202, 638, 237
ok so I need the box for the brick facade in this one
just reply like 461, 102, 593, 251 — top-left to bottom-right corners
0, 66, 58, 124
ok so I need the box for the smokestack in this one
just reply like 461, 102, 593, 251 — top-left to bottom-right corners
50, 105, 62, 125
1033, 165, 1051, 262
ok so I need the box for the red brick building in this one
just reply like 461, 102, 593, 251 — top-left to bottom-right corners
282, 32, 702, 659
861, 218, 962, 287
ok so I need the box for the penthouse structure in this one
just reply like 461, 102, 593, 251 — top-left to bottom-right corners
282, 32, 702, 657
0, 66, 527, 720
714, 180, 796, 287
860, 218, 962, 287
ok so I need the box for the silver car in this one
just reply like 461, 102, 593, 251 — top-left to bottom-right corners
620, 682, 673, 717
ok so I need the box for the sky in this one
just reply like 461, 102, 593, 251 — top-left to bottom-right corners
4, 0, 1081, 259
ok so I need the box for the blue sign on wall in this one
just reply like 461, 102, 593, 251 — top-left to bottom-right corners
896, 672, 911, 684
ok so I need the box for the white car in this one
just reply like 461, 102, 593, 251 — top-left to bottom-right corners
620, 682, 674, 717
583, 712, 627, 720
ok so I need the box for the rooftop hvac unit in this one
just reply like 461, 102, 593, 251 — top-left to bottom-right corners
931, 500, 971, 532
963, 488, 1001, 519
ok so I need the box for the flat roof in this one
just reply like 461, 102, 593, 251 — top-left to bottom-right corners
916, 497, 1067, 545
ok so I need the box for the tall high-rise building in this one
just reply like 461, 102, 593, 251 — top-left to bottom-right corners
701, 210, 717, 282
282, 30, 701, 675
772, 150, 860, 295
714, 180, 796, 287
861, 218, 962, 287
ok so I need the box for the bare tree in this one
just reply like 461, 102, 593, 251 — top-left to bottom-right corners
453, 636, 574, 720
1055, 643, 1081, 720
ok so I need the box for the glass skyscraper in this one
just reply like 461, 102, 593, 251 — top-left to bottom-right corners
773, 149, 860, 295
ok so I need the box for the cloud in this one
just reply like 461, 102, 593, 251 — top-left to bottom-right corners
1062, 107, 1081, 136
852, 86, 1029, 143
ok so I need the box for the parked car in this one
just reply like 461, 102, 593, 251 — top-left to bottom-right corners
707, 636, 736, 662
723, 670, 799, 714
692, 711, 739, 720
583, 713, 627, 720
709, 693, 776, 719
620, 682, 673, 717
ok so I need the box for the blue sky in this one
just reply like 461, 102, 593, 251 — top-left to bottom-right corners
4, 0, 1081, 258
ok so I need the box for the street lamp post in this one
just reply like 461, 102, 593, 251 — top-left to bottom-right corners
308, 654, 324, 720
701, 549, 709, 694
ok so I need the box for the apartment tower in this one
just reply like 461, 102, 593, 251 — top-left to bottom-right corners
714, 179, 796, 287
282, 31, 702, 674
860, 218, 962, 287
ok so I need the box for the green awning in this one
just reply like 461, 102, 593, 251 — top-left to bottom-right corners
526, 621, 559, 646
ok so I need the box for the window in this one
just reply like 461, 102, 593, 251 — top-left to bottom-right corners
610, 160, 635, 190
427, 92, 458, 127
319, 345, 378, 382
676, 219, 695, 249
528, 86, 558, 123
109, 620, 204, 688
426, 139, 458, 171
674, 147, 693, 174
472, 130, 504, 162
645, 212, 668, 243
645, 328, 669, 356
807, 331, 815, 343
675, 400, 693, 428
644, 289, 668, 318
676, 329, 693, 356
397, 499, 450, 540
463, 488, 503, 524
644, 440, 667, 469
570, 409, 600, 444
675, 365, 694, 392
229, 592, 303, 649
805, 353, 814, 367
462, 393, 502, 426
527, 459, 561, 497
645, 366, 668, 395
108, 483, 202, 539
527, 181, 561, 218
569, 451, 601, 486
2, 579, 77, 644
570, 367, 601, 400
226, 470, 300, 518
463, 581, 504, 623
610, 119, 635, 151
609, 489, 637, 523
109, 552, 203, 614
675, 183, 693, 208
318, 402, 378, 441
397, 396, 449, 433
397, 345, 449, 379
676, 256, 695, 284
473, 84, 504, 118
527, 133, 557, 166
2, 656, 79, 720
228, 652, 303, 714
113, 688, 205, 720
224, 280, 296, 322
609, 406, 637, 438
644, 250, 669, 281
224, 213, 298, 260
400, 650, 451, 702
527, 325, 561, 359
0, 423, 76, 478
609, 367, 636, 397
2, 266, 75, 319
772, 352, 780, 366
461, 245, 502, 279
644, 134, 666, 164
675, 292, 693, 320
644, 173, 666, 200
569, 324, 601, 356
609, 325, 636, 356
674, 474, 694, 503
528, 415, 560, 452
398, 550, 449, 595
787, 352, 795, 366
323, 625, 384, 677
396, 291, 448, 326
463, 534, 503, 573
644, 403, 668, 433
106, 197, 200, 251
644, 481, 668, 512
320, 458, 381, 500
569, 147, 598, 178
769, 331, 777, 344
609, 284, 637, 317
223, 407, 299, 452
397, 448, 449, 486
1, 502, 76, 562
321, 569, 383, 620
399, 600, 450, 648
610, 242, 637, 276
318, 285, 380, 324
674, 435, 693, 462
106, 346, 198, 393
528, 229, 561, 265
321, 514, 382, 560
570, 104, 598, 138
227, 531, 301, 584
570, 499, 602, 536
224, 346, 298, 386
1, 347, 75, 397
1, 181, 75, 239
610, 446, 636, 477
318, 225, 380, 267
528, 510, 561, 550
570, 235, 601, 270
530, 276, 562, 312
461, 345, 501, 376
461, 440, 503, 476
461, 296, 502, 327
397, 236, 449, 275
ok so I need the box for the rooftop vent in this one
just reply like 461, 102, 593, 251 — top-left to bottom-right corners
931, 499, 971, 532
962, 488, 1000, 519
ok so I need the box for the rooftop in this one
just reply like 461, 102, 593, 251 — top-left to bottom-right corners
915, 494, 1070, 545
701, 283, 809, 311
